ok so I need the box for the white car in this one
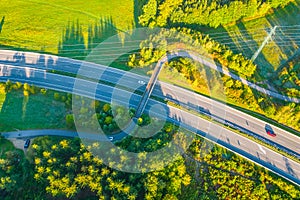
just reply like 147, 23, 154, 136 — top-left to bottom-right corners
138, 80, 146, 85
108, 137, 114, 141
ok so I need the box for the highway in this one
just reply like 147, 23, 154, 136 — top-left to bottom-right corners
1, 50, 299, 102
1, 63, 300, 185
1, 50, 300, 157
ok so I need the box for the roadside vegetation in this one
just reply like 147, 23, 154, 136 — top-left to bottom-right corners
1, 80, 300, 198
1, 134, 300, 199
1, 79, 299, 198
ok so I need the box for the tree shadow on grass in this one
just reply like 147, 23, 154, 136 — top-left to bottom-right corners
0, 16, 5, 33
58, 17, 118, 60
133, 0, 148, 27
254, 1, 300, 74
266, 1, 300, 61
235, 22, 273, 78
265, 0, 300, 77
200, 1, 300, 77
189, 21, 275, 81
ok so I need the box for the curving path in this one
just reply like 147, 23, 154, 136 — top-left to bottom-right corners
2, 129, 116, 142
2, 129, 78, 139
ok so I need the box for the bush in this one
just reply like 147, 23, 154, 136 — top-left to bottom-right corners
103, 104, 111, 113
80, 107, 88, 114
23, 90, 29, 96
5, 80, 12, 90
0, 84, 6, 94
40, 88, 47, 95
15, 82, 22, 89
61, 96, 66, 102
54, 93, 60, 101
104, 116, 113, 125
23, 83, 29, 91
137, 117, 143, 125
66, 114, 74, 128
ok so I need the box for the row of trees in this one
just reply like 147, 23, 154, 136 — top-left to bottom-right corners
139, 0, 294, 28
223, 73, 300, 130
1, 80, 43, 96
128, 27, 257, 78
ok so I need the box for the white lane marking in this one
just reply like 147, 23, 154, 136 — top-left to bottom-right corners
258, 144, 266, 154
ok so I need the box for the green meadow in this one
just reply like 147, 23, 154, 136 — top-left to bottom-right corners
0, 0, 134, 53
0, 90, 67, 132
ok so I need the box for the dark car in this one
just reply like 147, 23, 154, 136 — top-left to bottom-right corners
24, 139, 30, 148
265, 125, 276, 137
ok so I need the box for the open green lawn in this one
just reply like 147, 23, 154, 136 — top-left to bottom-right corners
0, 90, 67, 132
0, 0, 134, 53
204, 0, 300, 78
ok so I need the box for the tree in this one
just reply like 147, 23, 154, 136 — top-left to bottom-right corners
138, 0, 158, 27
137, 117, 143, 125
66, 114, 75, 128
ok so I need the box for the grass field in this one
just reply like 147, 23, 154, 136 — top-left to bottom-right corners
0, 90, 67, 132
0, 0, 134, 53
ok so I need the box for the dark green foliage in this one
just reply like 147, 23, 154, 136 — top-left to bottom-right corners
139, 0, 294, 28
66, 114, 75, 129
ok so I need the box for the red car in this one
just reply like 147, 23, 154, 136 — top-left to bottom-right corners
266, 129, 276, 137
